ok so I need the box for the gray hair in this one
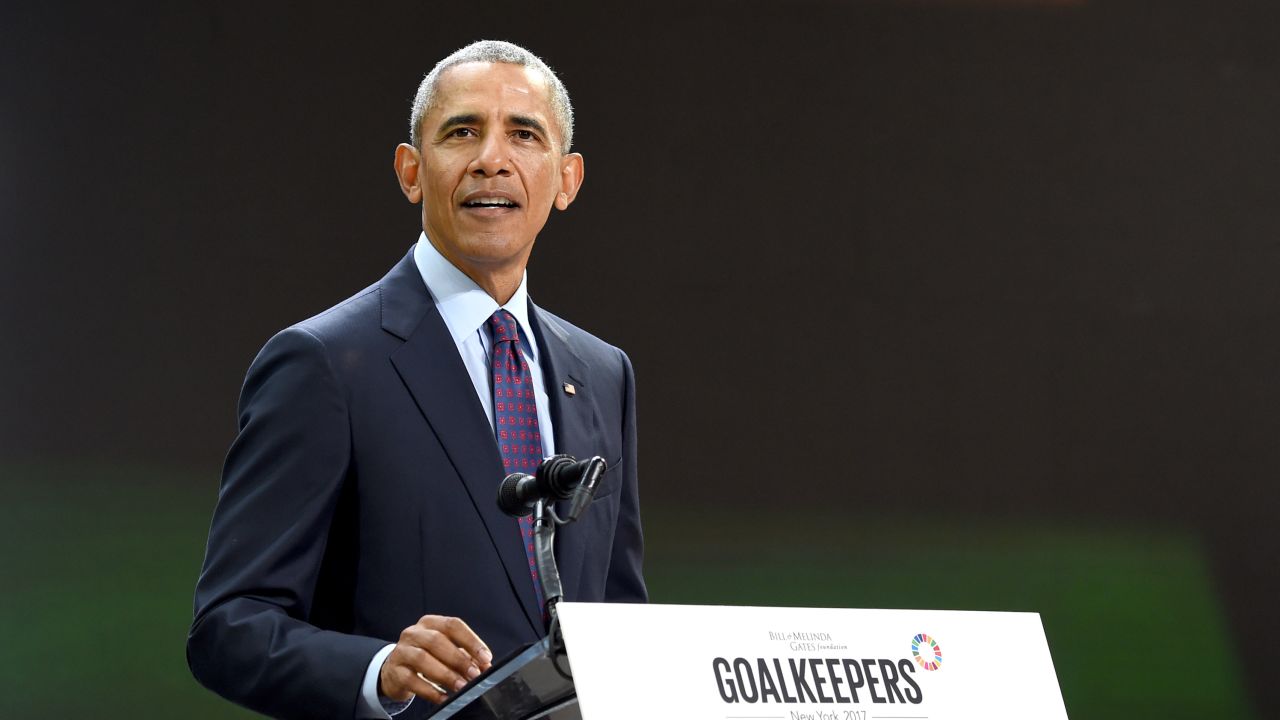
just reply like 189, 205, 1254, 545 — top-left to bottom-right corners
409, 40, 575, 153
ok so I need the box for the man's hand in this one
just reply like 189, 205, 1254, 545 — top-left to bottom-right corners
379, 615, 494, 704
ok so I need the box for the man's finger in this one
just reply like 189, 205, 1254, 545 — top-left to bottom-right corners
398, 643, 472, 692
401, 626, 481, 681
423, 616, 494, 669
416, 671, 448, 696
399, 665, 448, 704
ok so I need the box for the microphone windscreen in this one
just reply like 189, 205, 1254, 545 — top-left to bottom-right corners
498, 473, 534, 516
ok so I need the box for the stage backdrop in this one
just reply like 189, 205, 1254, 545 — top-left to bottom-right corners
2, 1, 1276, 717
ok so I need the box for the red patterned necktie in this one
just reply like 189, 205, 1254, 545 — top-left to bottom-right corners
487, 309, 546, 615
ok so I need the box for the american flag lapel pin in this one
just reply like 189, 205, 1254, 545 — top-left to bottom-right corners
563, 381, 576, 396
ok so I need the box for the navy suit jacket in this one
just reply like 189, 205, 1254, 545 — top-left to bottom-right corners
188, 248, 646, 719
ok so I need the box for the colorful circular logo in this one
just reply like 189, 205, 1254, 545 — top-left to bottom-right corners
911, 633, 943, 671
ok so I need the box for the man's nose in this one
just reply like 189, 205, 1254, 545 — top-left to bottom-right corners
469, 133, 512, 177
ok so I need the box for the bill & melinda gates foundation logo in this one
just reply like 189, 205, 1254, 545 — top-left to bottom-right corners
710, 631, 944, 706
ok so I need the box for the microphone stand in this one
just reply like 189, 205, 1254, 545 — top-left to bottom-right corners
534, 496, 574, 681
533, 497, 564, 624
531, 455, 606, 680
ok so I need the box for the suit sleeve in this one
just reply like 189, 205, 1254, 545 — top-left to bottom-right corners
187, 327, 385, 719
605, 348, 648, 603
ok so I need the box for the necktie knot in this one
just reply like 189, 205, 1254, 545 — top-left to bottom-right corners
487, 309, 520, 347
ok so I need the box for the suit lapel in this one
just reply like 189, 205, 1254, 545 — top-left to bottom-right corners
382, 250, 541, 634
529, 302, 597, 601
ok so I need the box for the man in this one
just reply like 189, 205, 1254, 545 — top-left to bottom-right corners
187, 40, 646, 720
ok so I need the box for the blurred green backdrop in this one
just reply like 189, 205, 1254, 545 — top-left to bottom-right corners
0, 459, 1251, 718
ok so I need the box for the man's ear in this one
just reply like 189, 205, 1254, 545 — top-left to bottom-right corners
394, 143, 423, 203
554, 152, 584, 211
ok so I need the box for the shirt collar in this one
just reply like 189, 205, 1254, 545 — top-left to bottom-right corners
412, 232, 538, 361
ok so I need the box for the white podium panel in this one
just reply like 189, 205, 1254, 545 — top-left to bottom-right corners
558, 603, 1068, 720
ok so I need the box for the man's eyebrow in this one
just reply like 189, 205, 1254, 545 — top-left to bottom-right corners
436, 113, 482, 133
509, 115, 549, 137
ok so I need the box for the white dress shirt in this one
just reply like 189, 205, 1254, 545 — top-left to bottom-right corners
357, 234, 556, 718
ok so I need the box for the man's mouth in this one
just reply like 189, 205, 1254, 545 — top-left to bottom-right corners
461, 196, 519, 209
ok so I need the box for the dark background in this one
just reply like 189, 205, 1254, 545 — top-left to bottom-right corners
2, 0, 1276, 717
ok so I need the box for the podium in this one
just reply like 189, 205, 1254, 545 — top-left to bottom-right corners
427, 602, 1068, 720
444, 461, 1067, 718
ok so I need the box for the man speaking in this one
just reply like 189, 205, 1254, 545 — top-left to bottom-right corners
187, 40, 646, 719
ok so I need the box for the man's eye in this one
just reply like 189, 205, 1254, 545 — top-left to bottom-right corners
513, 130, 537, 141
450, 128, 476, 138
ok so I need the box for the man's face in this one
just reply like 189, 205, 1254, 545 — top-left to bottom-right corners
397, 62, 583, 288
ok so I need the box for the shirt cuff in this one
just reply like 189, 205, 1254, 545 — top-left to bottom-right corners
357, 643, 413, 718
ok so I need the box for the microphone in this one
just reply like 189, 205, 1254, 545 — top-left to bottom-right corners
563, 456, 605, 522
498, 454, 605, 517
